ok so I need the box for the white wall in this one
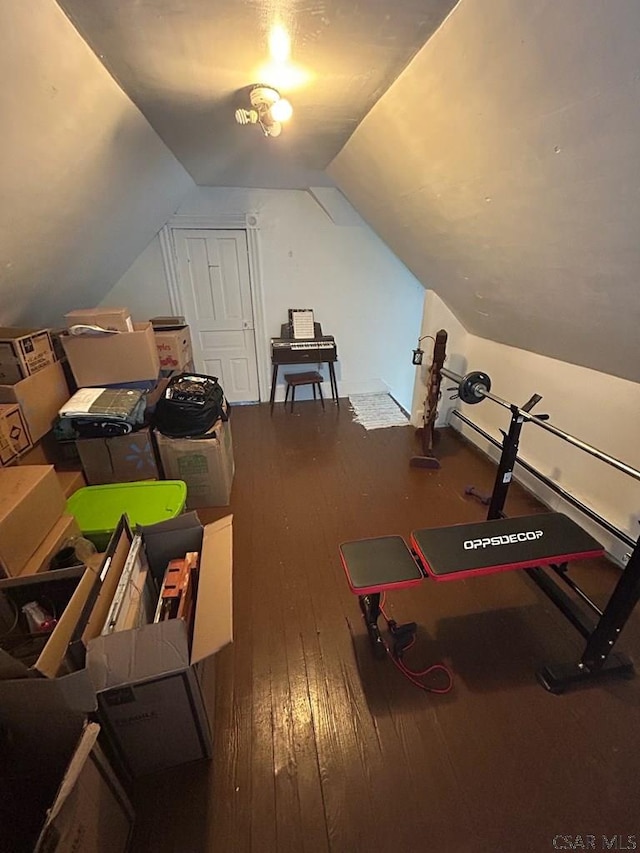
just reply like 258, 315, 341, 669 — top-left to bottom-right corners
99, 237, 172, 320
0, 1, 193, 327
418, 292, 640, 563
108, 187, 425, 409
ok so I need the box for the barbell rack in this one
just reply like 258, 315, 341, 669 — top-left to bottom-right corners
441, 366, 640, 484
434, 361, 640, 691
450, 409, 636, 551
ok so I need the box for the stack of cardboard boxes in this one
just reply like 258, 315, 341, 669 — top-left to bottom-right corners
150, 316, 235, 508
58, 308, 235, 507
156, 412, 235, 508
0, 311, 237, 845
59, 307, 164, 485
0, 327, 72, 466
0, 506, 233, 848
0, 309, 235, 504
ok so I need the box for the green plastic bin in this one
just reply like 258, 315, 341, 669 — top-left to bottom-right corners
66, 481, 187, 550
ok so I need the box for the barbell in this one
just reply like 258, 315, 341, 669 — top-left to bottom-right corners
443, 368, 492, 405
438, 366, 640, 483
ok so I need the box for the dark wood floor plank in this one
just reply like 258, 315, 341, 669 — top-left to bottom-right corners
205, 406, 263, 852
262, 484, 307, 853
246, 496, 278, 853
283, 495, 378, 850
264, 468, 332, 853
131, 401, 640, 853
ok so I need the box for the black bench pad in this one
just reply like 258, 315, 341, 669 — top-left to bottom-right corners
340, 536, 425, 595
411, 513, 604, 582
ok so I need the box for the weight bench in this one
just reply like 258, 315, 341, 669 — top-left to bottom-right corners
340, 513, 635, 691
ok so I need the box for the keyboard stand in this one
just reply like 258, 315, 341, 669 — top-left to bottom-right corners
270, 326, 339, 412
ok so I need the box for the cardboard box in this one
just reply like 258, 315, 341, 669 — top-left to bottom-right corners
150, 316, 186, 329
19, 514, 82, 577
0, 616, 98, 847
49, 327, 68, 362
0, 402, 32, 466
57, 469, 87, 498
0, 682, 88, 852
65, 306, 134, 334
16, 438, 51, 466
76, 428, 159, 485
154, 326, 192, 374
34, 722, 134, 853
0, 564, 99, 680
0, 465, 66, 576
0, 327, 56, 384
17, 431, 80, 468
0, 359, 70, 443
61, 323, 160, 387
0, 513, 233, 778
86, 513, 233, 776
94, 664, 212, 779
0, 516, 137, 684
155, 418, 234, 509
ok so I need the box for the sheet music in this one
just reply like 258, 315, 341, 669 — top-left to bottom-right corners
291, 309, 315, 339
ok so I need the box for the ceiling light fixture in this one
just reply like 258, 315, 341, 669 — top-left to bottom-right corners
235, 85, 293, 138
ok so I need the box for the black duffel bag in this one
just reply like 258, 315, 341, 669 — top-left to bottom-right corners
154, 372, 228, 438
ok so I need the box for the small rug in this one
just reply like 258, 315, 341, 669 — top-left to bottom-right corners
348, 393, 409, 430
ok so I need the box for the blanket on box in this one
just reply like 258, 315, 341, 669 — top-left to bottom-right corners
54, 388, 146, 440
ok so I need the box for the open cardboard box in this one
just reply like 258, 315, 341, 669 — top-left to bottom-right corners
0, 511, 232, 778
0, 565, 99, 682
34, 721, 134, 853
65, 306, 133, 334
0, 679, 88, 852
153, 325, 192, 374
0, 711, 133, 852
0, 359, 70, 443
60, 322, 160, 387
84, 511, 233, 777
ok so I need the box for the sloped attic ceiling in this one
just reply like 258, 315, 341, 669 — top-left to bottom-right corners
0, 2, 193, 327
55, 0, 458, 188
329, 0, 640, 384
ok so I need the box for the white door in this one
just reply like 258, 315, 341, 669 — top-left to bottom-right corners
172, 229, 260, 403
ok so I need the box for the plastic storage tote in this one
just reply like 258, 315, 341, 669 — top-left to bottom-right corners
66, 481, 187, 550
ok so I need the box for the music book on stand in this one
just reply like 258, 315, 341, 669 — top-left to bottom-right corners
291, 309, 315, 339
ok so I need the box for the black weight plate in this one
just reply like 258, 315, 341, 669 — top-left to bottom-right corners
459, 371, 491, 404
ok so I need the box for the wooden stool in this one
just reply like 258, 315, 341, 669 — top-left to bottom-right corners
283, 371, 324, 412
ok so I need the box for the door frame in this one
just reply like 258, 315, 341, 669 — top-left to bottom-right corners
159, 213, 269, 402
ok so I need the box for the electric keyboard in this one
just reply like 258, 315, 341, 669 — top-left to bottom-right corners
271, 336, 337, 364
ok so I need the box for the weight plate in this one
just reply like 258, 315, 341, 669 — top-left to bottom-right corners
459, 371, 491, 404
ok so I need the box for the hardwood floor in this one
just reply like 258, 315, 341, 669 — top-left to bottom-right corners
131, 400, 640, 852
